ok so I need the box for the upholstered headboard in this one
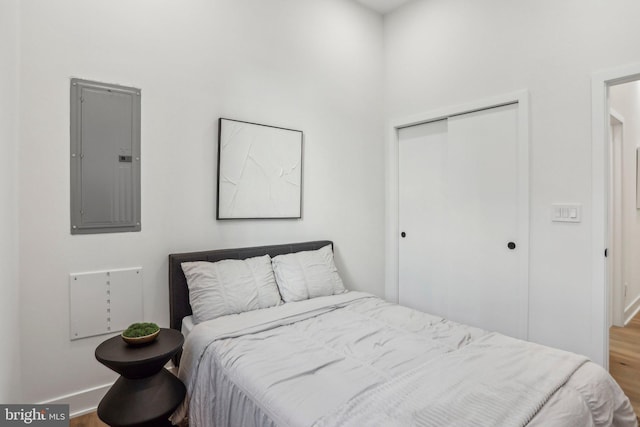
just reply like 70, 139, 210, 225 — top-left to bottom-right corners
168, 240, 333, 363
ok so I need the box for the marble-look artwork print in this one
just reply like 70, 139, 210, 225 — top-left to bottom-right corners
217, 118, 302, 219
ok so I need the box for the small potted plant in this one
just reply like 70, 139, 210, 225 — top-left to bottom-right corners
121, 322, 160, 345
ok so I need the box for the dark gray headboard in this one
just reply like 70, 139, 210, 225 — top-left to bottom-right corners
168, 240, 333, 350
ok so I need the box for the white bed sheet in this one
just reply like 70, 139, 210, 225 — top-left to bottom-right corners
181, 315, 194, 339
173, 292, 636, 427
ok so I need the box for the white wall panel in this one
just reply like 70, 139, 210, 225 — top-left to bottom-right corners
384, 0, 640, 363
0, 0, 21, 404
18, 0, 384, 410
70, 268, 143, 340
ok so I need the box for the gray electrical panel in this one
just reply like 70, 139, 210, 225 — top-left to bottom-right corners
70, 79, 141, 234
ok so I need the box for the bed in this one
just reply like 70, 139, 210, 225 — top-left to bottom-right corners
168, 241, 637, 427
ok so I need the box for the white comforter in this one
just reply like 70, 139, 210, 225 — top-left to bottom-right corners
172, 292, 637, 427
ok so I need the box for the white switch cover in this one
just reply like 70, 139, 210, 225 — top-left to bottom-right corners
552, 204, 582, 223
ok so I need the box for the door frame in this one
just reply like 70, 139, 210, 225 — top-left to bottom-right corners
385, 90, 530, 340
591, 63, 640, 369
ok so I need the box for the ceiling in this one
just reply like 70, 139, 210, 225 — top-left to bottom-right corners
354, 0, 412, 14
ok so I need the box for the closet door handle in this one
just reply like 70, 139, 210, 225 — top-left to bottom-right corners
507, 241, 516, 250
401, 232, 406, 238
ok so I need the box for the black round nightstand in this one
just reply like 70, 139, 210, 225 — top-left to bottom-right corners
95, 328, 186, 427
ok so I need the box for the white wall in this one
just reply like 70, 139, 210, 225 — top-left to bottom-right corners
609, 81, 640, 321
384, 0, 640, 360
0, 0, 22, 403
18, 0, 384, 410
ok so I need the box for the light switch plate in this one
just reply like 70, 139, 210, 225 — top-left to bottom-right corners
552, 203, 582, 223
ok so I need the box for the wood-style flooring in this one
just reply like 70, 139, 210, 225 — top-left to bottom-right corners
610, 311, 640, 418
69, 412, 107, 427
69, 412, 188, 427
71, 317, 640, 426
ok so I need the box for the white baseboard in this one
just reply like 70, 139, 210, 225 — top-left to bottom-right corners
624, 294, 640, 326
39, 382, 113, 418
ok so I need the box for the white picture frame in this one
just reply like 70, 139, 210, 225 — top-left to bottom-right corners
217, 118, 303, 219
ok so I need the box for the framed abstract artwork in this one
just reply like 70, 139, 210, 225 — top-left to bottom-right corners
217, 118, 303, 219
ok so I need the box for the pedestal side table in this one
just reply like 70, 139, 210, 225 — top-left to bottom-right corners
95, 328, 186, 427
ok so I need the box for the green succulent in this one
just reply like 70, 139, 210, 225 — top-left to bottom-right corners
122, 322, 159, 338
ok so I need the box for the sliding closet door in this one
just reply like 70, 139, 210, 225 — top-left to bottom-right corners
445, 104, 520, 336
399, 103, 524, 339
398, 119, 450, 318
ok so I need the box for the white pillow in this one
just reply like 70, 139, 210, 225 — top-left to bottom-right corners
271, 244, 346, 302
181, 255, 281, 324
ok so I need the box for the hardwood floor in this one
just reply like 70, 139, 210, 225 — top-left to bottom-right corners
69, 412, 188, 426
69, 412, 107, 427
610, 311, 640, 417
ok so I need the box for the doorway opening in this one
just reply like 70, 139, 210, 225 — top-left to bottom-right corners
607, 108, 624, 328
607, 82, 640, 328
591, 64, 640, 369
606, 80, 640, 416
